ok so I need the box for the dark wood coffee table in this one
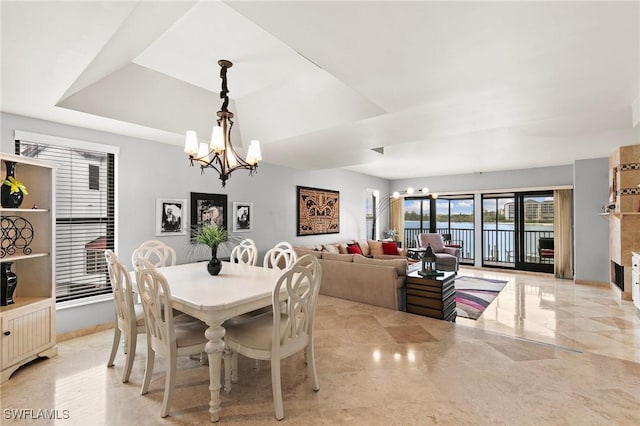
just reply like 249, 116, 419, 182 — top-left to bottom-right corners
405, 270, 456, 321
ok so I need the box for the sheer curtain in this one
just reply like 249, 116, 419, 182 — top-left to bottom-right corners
554, 189, 573, 279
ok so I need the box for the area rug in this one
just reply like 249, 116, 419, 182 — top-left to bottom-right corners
455, 276, 508, 320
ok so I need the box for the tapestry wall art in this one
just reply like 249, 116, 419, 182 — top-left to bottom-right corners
296, 186, 340, 236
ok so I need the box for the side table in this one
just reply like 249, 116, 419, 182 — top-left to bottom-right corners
406, 271, 456, 322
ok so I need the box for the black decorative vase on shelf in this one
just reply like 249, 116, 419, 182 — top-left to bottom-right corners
1, 161, 25, 209
1, 262, 18, 306
207, 244, 222, 276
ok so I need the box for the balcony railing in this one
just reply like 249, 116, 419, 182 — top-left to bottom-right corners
404, 227, 553, 266
404, 227, 474, 263
483, 228, 554, 265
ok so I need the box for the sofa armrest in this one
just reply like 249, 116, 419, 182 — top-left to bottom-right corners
443, 246, 461, 261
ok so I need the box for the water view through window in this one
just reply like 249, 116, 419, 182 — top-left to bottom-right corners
404, 196, 474, 262
483, 193, 554, 272
401, 192, 554, 272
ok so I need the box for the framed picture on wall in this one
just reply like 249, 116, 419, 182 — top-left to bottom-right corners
190, 192, 227, 235
233, 202, 253, 232
155, 198, 187, 236
296, 186, 340, 236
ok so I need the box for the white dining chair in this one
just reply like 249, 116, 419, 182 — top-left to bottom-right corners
135, 258, 208, 418
131, 239, 176, 269
262, 241, 297, 270
105, 250, 145, 383
223, 254, 322, 420
229, 238, 258, 266
232, 241, 298, 371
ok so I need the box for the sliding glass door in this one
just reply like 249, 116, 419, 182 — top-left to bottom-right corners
482, 191, 554, 273
403, 195, 474, 263
514, 192, 554, 273
436, 196, 474, 263
403, 198, 430, 247
482, 195, 515, 266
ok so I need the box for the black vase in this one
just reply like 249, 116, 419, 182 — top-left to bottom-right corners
207, 244, 222, 276
1, 262, 18, 306
1, 161, 24, 208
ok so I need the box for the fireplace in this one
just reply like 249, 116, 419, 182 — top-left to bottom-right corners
607, 144, 639, 301
611, 261, 624, 291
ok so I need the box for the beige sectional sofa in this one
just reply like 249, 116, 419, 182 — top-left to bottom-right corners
294, 240, 407, 311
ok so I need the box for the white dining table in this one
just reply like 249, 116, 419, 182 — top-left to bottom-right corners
138, 261, 284, 422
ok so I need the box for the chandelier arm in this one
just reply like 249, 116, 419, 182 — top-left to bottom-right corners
200, 155, 225, 179
221, 116, 258, 172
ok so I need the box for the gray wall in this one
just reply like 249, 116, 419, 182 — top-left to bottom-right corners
573, 158, 610, 283
1, 112, 389, 333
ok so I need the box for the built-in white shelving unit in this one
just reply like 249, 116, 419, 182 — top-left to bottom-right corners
1, 153, 57, 383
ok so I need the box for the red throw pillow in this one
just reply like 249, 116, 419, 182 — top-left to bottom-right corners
381, 242, 399, 255
347, 243, 363, 255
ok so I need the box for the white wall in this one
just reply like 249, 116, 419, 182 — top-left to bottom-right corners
1, 112, 390, 333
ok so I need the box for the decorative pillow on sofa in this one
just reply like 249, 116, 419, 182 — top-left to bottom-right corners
356, 239, 370, 256
368, 240, 384, 256
381, 241, 400, 256
347, 242, 363, 255
322, 243, 340, 254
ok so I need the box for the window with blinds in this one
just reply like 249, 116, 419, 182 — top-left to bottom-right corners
16, 140, 115, 302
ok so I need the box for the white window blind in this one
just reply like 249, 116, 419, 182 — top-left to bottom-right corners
16, 139, 116, 302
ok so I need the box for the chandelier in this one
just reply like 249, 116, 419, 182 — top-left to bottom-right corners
184, 59, 262, 187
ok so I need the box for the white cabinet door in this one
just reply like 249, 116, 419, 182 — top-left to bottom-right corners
1, 301, 54, 370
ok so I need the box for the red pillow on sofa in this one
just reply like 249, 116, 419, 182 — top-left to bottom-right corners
347, 243, 363, 255
381, 242, 400, 256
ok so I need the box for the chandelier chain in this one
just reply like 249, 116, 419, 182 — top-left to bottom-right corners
219, 63, 230, 113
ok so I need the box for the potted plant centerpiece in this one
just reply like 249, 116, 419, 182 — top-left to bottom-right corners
194, 223, 228, 276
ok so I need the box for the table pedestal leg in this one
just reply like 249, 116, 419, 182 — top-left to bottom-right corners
205, 323, 225, 422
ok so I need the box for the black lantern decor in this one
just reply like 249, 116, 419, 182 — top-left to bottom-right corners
418, 243, 443, 278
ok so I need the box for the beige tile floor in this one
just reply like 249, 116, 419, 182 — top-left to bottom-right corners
2, 267, 639, 425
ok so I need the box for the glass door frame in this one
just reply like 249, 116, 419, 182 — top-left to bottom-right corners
435, 195, 475, 263
513, 191, 554, 274
481, 193, 515, 268
403, 197, 432, 248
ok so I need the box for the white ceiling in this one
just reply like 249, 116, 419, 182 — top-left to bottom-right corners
2, 0, 639, 180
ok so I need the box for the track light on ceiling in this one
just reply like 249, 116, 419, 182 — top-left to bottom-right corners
391, 187, 437, 199
184, 59, 262, 187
